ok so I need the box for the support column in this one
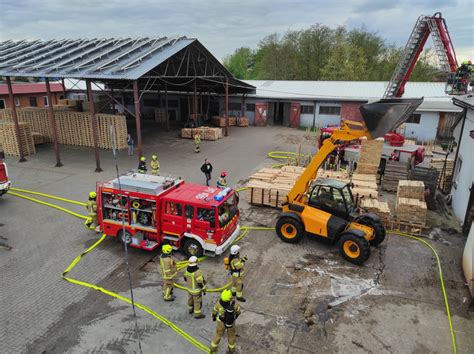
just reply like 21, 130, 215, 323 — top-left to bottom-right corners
133, 80, 143, 158
241, 94, 246, 117
224, 78, 229, 136
165, 84, 169, 132
61, 78, 67, 99
6, 76, 26, 162
45, 78, 63, 167
86, 79, 102, 172
193, 80, 198, 126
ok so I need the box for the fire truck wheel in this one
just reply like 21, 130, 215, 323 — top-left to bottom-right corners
183, 238, 203, 258
118, 230, 132, 245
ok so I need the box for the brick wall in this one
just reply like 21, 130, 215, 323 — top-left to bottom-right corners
340, 101, 366, 122
0, 92, 63, 109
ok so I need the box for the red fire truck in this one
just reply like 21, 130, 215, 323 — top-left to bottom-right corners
97, 172, 241, 257
0, 159, 11, 196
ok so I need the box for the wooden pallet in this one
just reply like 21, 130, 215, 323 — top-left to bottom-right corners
360, 199, 391, 221
384, 219, 428, 236
397, 180, 425, 201
356, 162, 379, 175
238, 117, 249, 127
0, 122, 36, 156
181, 127, 223, 141
409, 166, 439, 210
395, 197, 427, 225
358, 139, 384, 165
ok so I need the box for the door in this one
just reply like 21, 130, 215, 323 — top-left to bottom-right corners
193, 207, 216, 240
463, 183, 474, 235
290, 102, 301, 128
255, 102, 268, 126
161, 201, 184, 236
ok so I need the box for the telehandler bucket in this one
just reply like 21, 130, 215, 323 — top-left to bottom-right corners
359, 98, 423, 139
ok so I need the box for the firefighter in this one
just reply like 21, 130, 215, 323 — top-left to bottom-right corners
184, 256, 206, 319
210, 289, 241, 354
159, 244, 177, 301
85, 191, 99, 231
150, 155, 160, 176
194, 133, 201, 153
229, 245, 247, 302
138, 156, 147, 174
217, 171, 228, 189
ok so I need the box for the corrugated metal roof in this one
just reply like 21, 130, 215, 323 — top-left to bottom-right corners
0, 82, 63, 95
243, 80, 462, 112
0, 37, 193, 80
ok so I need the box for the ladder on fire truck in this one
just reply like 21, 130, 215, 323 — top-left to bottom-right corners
383, 12, 459, 99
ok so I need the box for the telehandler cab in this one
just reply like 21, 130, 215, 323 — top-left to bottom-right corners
276, 98, 423, 265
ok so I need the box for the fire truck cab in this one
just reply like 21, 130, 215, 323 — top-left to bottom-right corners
97, 173, 240, 257
0, 159, 11, 196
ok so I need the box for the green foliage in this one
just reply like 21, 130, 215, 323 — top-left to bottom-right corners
223, 25, 440, 82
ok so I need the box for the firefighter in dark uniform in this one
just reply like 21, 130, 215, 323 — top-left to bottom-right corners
138, 156, 147, 173
210, 289, 241, 353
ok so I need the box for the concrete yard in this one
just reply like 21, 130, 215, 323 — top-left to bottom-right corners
1, 124, 473, 353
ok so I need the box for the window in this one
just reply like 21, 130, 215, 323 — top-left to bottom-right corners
319, 106, 340, 115
406, 113, 421, 124
0, 99, 5, 109
43, 96, 49, 107
14, 98, 20, 107
301, 105, 314, 114
455, 157, 462, 183
197, 208, 215, 224
228, 102, 242, 111
165, 202, 182, 216
29, 97, 37, 107
246, 103, 256, 112
185, 205, 194, 219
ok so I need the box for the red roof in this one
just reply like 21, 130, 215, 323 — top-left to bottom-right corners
0, 83, 64, 95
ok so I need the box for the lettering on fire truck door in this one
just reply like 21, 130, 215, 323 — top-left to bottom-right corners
161, 201, 184, 236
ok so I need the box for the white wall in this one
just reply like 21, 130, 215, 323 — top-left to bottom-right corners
314, 102, 341, 127
451, 109, 474, 223
404, 111, 439, 142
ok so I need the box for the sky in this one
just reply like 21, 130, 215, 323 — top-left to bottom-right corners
0, 0, 472, 62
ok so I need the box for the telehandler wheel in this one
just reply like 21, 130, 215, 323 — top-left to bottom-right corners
118, 230, 132, 245
358, 218, 386, 246
338, 232, 370, 265
276, 217, 305, 243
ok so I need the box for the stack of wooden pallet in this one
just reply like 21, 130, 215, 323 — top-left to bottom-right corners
409, 166, 439, 210
97, 114, 128, 149
0, 122, 36, 156
382, 161, 409, 191
211, 116, 226, 127
181, 127, 223, 141
31, 132, 45, 145
246, 166, 305, 208
397, 180, 425, 200
228, 116, 237, 126
360, 199, 391, 221
356, 139, 383, 175
430, 158, 454, 193
316, 170, 379, 199
154, 109, 168, 123
395, 179, 427, 225
238, 117, 249, 127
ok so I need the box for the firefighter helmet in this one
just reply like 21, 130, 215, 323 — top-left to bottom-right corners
140, 156, 146, 162
152, 155, 157, 160
221, 289, 233, 302
189, 256, 198, 266
162, 244, 172, 254
89, 191, 97, 199
230, 245, 240, 255
220, 170, 228, 177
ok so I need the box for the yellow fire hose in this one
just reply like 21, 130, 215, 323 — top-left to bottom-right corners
8, 188, 457, 354
10, 187, 87, 206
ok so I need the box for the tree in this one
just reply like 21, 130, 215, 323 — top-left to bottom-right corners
223, 47, 255, 80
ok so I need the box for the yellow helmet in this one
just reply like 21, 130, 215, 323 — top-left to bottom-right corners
140, 156, 146, 162
162, 244, 172, 254
89, 191, 97, 199
221, 289, 232, 302
152, 155, 157, 160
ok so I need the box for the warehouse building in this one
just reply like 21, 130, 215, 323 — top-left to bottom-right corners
222, 80, 462, 143
0, 82, 65, 109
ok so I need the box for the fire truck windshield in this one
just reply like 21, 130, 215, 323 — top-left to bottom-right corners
218, 193, 238, 228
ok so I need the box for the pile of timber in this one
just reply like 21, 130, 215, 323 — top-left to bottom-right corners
409, 166, 439, 210
430, 158, 454, 193
238, 117, 249, 127
382, 161, 409, 192
316, 170, 379, 199
154, 108, 168, 123
181, 126, 223, 141
211, 116, 237, 127
0, 108, 128, 149
246, 166, 305, 208
355, 139, 383, 175
360, 199, 391, 221
0, 122, 35, 156
395, 197, 427, 226
57, 99, 83, 111
397, 180, 425, 201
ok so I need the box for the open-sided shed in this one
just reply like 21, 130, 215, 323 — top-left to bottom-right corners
0, 37, 255, 170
